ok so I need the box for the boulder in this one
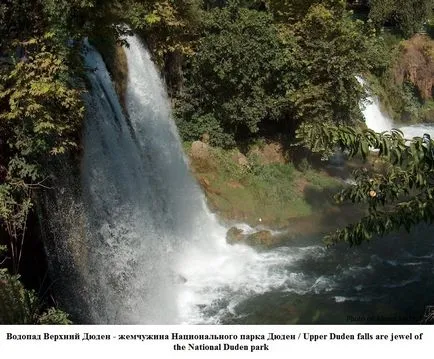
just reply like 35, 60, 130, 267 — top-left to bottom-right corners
231, 151, 250, 168
226, 227, 283, 248
244, 230, 273, 247
226, 227, 245, 245
248, 143, 286, 165
190, 140, 210, 161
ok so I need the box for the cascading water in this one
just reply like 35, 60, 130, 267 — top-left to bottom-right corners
357, 77, 394, 133
82, 39, 189, 324
81, 36, 280, 324
357, 76, 434, 138
360, 96, 394, 133
65, 36, 434, 324
79, 35, 339, 324
399, 124, 434, 139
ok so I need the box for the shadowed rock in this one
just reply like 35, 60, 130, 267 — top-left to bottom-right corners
226, 227, 288, 248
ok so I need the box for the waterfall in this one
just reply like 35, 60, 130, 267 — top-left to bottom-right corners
357, 77, 394, 133
357, 77, 434, 138
78, 35, 327, 324
81, 36, 261, 324
50, 39, 434, 324
360, 96, 394, 133
81, 38, 191, 324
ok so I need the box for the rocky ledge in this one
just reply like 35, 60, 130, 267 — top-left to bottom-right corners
226, 226, 288, 248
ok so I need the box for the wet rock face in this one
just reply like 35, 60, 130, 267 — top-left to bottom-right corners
244, 230, 273, 247
226, 227, 285, 248
226, 227, 245, 245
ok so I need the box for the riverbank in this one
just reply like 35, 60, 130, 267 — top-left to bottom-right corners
185, 140, 367, 241
371, 33, 434, 125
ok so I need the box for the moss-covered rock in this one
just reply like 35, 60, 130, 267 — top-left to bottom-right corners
226, 227, 289, 248
226, 227, 245, 245
244, 230, 274, 247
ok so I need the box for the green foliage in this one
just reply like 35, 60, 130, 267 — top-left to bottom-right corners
1, 35, 83, 171
201, 146, 314, 223
297, 122, 434, 245
0, 0, 45, 48
286, 1, 379, 127
0, 269, 38, 324
400, 82, 424, 121
0, 35, 83, 276
126, 0, 202, 64
420, 100, 434, 122
175, 0, 387, 146
0, 183, 32, 273
0, 269, 71, 324
43, 0, 130, 46
297, 158, 312, 173
189, 142, 342, 225
37, 307, 72, 325
0, 1, 83, 319
175, 2, 288, 146
368, 34, 434, 124
369, 0, 433, 37
248, 162, 296, 199
266, 0, 343, 23
177, 113, 237, 148
244, 161, 313, 220
0, 34, 84, 193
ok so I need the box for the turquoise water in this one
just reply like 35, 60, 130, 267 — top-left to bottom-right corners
204, 226, 434, 324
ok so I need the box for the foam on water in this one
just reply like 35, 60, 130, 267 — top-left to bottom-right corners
357, 76, 434, 139
60, 39, 434, 324
77, 35, 334, 324
357, 76, 394, 133
399, 124, 434, 139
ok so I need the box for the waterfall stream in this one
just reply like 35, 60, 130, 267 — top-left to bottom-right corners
82, 38, 188, 323
57, 37, 434, 324
357, 77, 434, 138
81, 36, 285, 324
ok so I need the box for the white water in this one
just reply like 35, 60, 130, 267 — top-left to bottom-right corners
357, 77, 434, 138
80, 36, 328, 324
83, 41, 180, 323
360, 96, 394, 133
76, 37, 433, 325
357, 76, 393, 133
399, 124, 434, 139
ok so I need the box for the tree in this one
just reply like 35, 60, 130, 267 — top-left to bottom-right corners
368, 0, 434, 37
173, 0, 388, 145
43, 0, 130, 42
0, 33, 84, 273
0, 0, 45, 49
124, 0, 203, 94
266, 0, 327, 23
297, 122, 434, 245
0, 268, 72, 324
0, 0, 85, 279
275, 0, 386, 134
175, 1, 287, 146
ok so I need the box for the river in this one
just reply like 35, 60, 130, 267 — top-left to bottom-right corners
54, 35, 434, 324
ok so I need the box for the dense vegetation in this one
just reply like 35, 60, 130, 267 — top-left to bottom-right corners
1, 0, 433, 323
175, 0, 386, 146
